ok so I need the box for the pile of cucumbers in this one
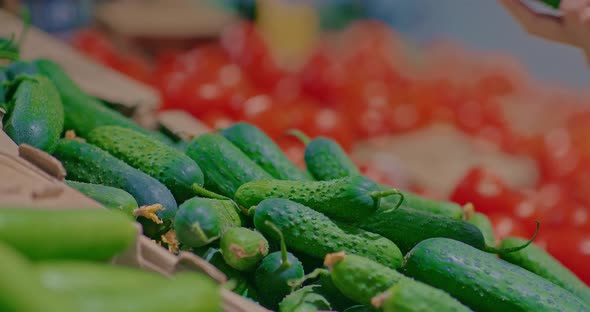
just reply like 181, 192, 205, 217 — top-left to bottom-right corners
2, 51, 590, 312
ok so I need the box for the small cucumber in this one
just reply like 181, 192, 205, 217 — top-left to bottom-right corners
235, 176, 402, 222
403, 238, 590, 312
174, 197, 241, 248
222, 122, 310, 180
290, 130, 360, 180
186, 133, 273, 198
2, 74, 63, 153
65, 180, 137, 217
254, 198, 403, 269
382, 190, 464, 219
255, 219, 305, 310
499, 237, 590, 305
0, 208, 135, 262
467, 212, 496, 246
315, 273, 357, 311
279, 285, 331, 312
371, 278, 472, 312
53, 139, 177, 237
220, 227, 269, 271
87, 126, 205, 203
0, 243, 67, 312
199, 247, 251, 296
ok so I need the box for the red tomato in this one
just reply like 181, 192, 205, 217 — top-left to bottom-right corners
111, 54, 152, 84
535, 229, 590, 285
71, 29, 118, 67
305, 108, 356, 151
199, 110, 235, 130
488, 213, 530, 240
299, 44, 348, 106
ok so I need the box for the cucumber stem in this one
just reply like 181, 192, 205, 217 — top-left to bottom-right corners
287, 268, 329, 290
264, 220, 291, 270
286, 129, 311, 145
462, 202, 475, 221
484, 221, 540, 254
370, 189, 405, 212
191, 184, 230, 200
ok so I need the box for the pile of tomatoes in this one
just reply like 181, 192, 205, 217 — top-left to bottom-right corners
71, 20, 590, 284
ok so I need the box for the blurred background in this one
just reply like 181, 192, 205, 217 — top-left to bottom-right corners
2, 0, 590, 283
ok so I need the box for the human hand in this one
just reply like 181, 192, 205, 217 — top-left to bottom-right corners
500, 0, 590, 64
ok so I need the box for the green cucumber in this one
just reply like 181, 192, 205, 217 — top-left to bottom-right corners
87, 126, 205, 203
53, 139, 177, 237
185, 133, 273, 198
324, 252, 406, 305
0, 208, 135, 261
403, 238, 590, 312
315, 273, 357, 311
235, 176, 402, 222
382, 190, 464, 219
0, 243, 67, 312
372, 278, 472, 312
65, 180, 137, 217
199, 247, 251, 296
253, 198, 403, 269
467, 212, 496, 246
174, 197, 241, 248
278, 285, 331, 312
33, 59, 171, 144
222, 122, 310, 180
356, 207, 515, 254
255, 219, 305, 310
289, 130, 360, 180
499, 237, 590, 305
220, 227, 269, 271
2, 74, 63, 153
4, 60, 38, 80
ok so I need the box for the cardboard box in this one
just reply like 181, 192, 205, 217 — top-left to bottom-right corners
0, 9, 160, 128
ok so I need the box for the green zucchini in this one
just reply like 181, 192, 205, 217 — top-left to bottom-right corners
403, 238, 590, 312
500, 237, 590, 305
220, 227, 268, 271
253, 198, 403, 269
372, 278, 472, 312
0, 208, 135, 262
185, 133, 272, 198
467, 212, 496, 246
222, 122, 311, 180
53, 139, 177, 237
87, 126, 205, 203
278, 285, 331, 312
2, 74, 63, 153
174, 197, 241, 248
65, 180, 137, 217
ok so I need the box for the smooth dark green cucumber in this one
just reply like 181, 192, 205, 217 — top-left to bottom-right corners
33, 59, 171, 144
278, 285, 331, 312
53, 139, 177, 237
254, 198, 403, 269
236, 176, 402, 222
467, 212, 496, 246
222, 122, 310, 180
372, 278, 472, 312
324, 252, 406, 305
174, 197, 241, 248
2, 74, 63, 153
220, 227, 268, 271
0, 208, 135, 262
186, 133, 272, 198
87, 126, 205, 203
65, 180, 137, 217
500, 237, 590, 305
403, 238, 590, 312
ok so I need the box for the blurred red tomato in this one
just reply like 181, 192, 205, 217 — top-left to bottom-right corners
200, 110, 235, 130
488, 213, 530, 240
71, 29, 118, 67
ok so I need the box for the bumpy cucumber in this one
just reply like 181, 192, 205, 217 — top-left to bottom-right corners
2, 74, 63, 153
235, 176, 402, 222
382, 190, 464, 219
278, 285, 331, 312
403, 238, 590, 312
174, 197, 241, 248
0, 208, 135, 261
53, 139, 177, 237
0, 243, 67, 312
254, 198, 403, 269
324, 252, 406, 305
220, 227, 268, 271
87, 126, 205, 203
65, 180, 137, 217
222, 122, 310, 180
356, 207, 510, 254
467, 212, 496, 246
186, 133, 272, 198
33, 59, 171, 144
372, 278, 472, 312
500, 237, 590, 305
